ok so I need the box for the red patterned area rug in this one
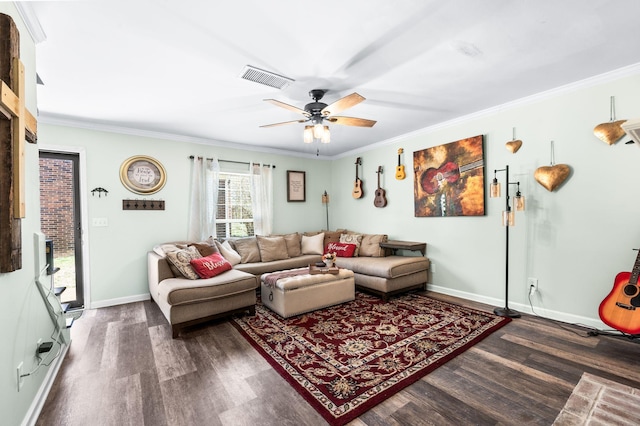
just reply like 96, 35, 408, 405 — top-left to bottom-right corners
231, 292, 511, 425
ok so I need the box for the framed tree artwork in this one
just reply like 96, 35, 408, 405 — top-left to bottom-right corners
413, 135, 485, 217
287, 170, 306, 202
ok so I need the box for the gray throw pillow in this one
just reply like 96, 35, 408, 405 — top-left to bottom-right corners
282, 233, 302, 257
256, 235, 289, 262
233, 237, 262, 263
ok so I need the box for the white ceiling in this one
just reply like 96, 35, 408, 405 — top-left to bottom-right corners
26, 0, 640, 157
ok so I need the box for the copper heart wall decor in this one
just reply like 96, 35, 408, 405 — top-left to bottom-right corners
534, 140, 571, 192
593, 96, 627, 145
505, 127, 523, 153
593, 120, 627, 145
534, 164, 571, 192
505, 140, 522, 153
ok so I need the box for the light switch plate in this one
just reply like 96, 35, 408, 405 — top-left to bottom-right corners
92, 217, 108, 227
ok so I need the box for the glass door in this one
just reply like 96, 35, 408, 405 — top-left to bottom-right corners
39, 151, 84, 310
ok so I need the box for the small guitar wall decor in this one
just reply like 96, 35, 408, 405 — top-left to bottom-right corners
593, 96, 627, 146
395, 148, 406, 180
352, 157, 364, 199
599, 248, 640, 334
374, 166, 388, 208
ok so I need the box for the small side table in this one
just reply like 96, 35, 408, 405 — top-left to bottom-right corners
379, 240, 426, 256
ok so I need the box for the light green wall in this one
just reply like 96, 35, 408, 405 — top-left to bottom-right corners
3, 2, 639, 420
0, 4, 59, 426
41, 68, 640, 327
329, 71, 640, 324
39, 124, 332, 304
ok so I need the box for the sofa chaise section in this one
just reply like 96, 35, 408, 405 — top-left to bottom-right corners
148, 251, 257, 338
335, 255, 429, 301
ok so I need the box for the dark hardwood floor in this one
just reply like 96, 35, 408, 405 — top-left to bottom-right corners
36, 291, 640, 425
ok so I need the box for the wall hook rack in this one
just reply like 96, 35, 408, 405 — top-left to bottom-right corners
122, 199, 165, 211
91, 187, 109, 197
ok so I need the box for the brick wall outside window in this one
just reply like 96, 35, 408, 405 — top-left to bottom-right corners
39, 157, 75, 257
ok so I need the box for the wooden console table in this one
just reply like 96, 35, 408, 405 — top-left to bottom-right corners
379, 240, 426, 256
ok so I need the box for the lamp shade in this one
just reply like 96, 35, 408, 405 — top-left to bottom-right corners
490, 179, 501, 198
514, 193, 525, 211
502, 210, 515, 226
321, 126, 330, 143
303, 126, 313, 143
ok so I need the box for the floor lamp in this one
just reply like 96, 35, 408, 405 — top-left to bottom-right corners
490, 165, 525, 318
322, 191, 329, 230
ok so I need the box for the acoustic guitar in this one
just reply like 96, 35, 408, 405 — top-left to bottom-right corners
420, 159, 484, 194
395, 148, 406, 180
599, 249, 640, 334
352, 157, 364, 199
374, 166, 387, 208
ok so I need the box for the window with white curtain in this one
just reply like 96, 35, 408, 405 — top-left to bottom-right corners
215, 172, 254, 239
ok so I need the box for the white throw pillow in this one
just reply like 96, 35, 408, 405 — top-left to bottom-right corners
215, 240, 242, 266
301, 232, 324, 255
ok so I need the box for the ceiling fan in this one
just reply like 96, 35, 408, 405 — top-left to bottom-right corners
260, 89, 376, 143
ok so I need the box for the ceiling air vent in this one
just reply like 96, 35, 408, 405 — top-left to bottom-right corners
239, 65, 294, 90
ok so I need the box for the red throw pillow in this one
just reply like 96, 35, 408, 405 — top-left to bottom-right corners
324, 242, 357, 258
190, 253, 232, 279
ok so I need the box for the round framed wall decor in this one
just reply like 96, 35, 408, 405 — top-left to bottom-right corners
119, 155, 167, 195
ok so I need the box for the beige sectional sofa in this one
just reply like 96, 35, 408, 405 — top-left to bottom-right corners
147, 230, 429, 337
148, 247, 258, 338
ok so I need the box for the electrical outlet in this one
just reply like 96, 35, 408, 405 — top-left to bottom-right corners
527, 277, 538, 294
92, 217, 108, 227
431, 263, 436, 274
17, 362, 23, 391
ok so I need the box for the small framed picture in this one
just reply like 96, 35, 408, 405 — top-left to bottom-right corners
287, 170, 306, 202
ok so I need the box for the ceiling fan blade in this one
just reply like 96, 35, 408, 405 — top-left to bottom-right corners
260, 119, 307, 128
328, 116, 376, 127
264, 99, 310, 117
321, 92, 365, 116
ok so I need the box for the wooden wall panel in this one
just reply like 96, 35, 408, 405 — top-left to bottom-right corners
0, 13, 22, 272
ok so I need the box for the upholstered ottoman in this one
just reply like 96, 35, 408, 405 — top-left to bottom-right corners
260, 267, 355, 318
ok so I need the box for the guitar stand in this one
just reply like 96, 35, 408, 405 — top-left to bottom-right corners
587, 329, 640, 341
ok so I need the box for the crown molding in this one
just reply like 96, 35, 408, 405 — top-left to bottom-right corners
37, 114, 331, 160
39, 61, 640, 162
335, 62, 640, 160
14, 2, 46, 44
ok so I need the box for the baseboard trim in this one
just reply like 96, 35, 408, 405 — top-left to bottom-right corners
427, 284, 610, 330
90, 293, 150, 309
21, 343, 69, 426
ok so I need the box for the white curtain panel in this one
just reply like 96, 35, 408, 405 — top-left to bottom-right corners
187, 157, 219, 241
250, 163, 273, 235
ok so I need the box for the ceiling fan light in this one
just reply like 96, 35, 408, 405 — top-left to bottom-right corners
303, 126, 314, 143
321, 126, 330, 143
313, 122, 324, 139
